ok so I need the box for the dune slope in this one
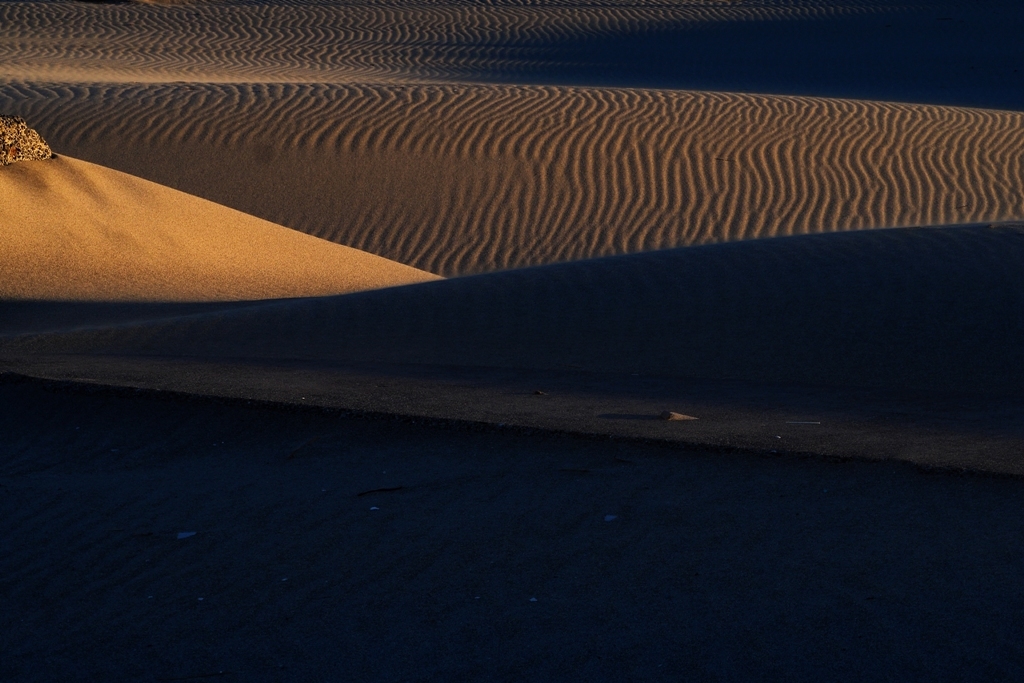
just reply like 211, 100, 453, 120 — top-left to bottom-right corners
11, 225, 1024, 396
6, 83, 1024, 275
0, 1, 931, 86
0, 155, 438, 302
3, 1, 1023, 111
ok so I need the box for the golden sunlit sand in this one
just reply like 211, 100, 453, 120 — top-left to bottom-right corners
1, 155, 437, 301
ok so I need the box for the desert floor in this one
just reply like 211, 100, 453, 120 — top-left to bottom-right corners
3, 0, 1024, 680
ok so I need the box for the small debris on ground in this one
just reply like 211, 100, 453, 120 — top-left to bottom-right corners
177, 532, 196, 540
659, 411, 698, 421
533, 390, 547, 395
604, 515, 618, 522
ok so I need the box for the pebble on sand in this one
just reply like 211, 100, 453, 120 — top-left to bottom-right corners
659, 411, 698, 421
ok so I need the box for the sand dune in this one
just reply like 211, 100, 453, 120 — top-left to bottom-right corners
2, 2, 1023, 392
3, 1, 1024, 112
6, 1, 1024, 678
6, 83, 1024, 275
0, 1, 913, 85
0, 155, 438, 301
10, 225, 1024, 396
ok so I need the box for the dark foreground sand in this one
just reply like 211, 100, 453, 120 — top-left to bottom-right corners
3, 376, 1024, 682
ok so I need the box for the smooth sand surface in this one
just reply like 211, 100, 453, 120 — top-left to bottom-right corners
0, 155, 438, 301
9, 225, 1024, 397
7, 83, 1024, 274
4, 378, 1024, 681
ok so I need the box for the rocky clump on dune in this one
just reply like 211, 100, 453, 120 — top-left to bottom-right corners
0, 116, 52, 166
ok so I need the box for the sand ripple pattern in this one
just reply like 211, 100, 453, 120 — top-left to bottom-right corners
0, 1, 894, 83
5, 82, 1024, 275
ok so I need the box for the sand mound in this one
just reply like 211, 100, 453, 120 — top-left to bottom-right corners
0, 155, 438, 302
7, 83, 1024, 276
11, 225, 1024, 396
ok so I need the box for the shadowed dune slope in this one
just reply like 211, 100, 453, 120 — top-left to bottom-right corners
0, 1, 925, 85
0, 300, 270, 337
6, 84, 1024, 275
10, 225, 1024, 397
0, 156, 438, 302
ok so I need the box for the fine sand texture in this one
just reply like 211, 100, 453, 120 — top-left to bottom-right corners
6, 84, 1024, 274
0, 155, 438, 301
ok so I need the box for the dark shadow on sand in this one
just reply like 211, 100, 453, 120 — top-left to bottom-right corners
3, 379, 1024, 681
468, 2, 1024, 111
598, 413, 661, 421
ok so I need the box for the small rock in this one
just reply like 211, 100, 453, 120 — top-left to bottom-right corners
659, 411, 698, 421
533, 390, 547, 395
0, 116, 53, 166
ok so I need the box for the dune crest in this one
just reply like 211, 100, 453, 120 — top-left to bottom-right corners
0, 155, 439, 302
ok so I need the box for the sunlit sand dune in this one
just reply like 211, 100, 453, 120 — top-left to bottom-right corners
0, 155, 438, 302
7, 83, 1024, 275
10, 225, 1024, 396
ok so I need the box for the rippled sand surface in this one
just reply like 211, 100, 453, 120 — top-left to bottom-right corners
0, 1, 934, 85
8, 83, 1024, 275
